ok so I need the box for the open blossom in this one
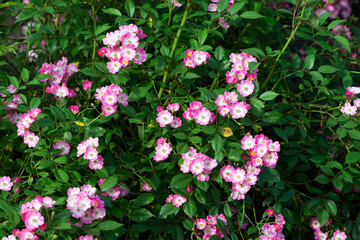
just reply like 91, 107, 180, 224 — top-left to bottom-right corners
331, 230, 347, 240
0, 176, 13, 191
341, 102, 357, 115
142, 181, 152, 191
156, 110, 173, 127
54, 141, 70, 155
69, 105, 79, 114
83, 80, 92, 90
154, 138, 172, 162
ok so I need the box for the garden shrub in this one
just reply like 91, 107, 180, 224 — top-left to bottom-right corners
0, 0, 359, 239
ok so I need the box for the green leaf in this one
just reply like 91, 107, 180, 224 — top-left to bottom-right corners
198, 87, 216, 101
316, 208, 329, 227
183, 199, 197, 217
97, 220, 123, 230
332, 176, 344, 190
324, 199, 337, 216
336, 127, 347, 138
343, 121, 359, 129
133, 193, 155, 207
211, 134, 224, 162
183, 72, 201, 79
224, 203, 232, 218
217, 0, 229, 12
309, 13, 319, 26
160, 45, 170, 56
195, 189, 206, 204
214, 46, 225, 61
327, 20, 347, 30
125, 0, 135, 17
348, 130, 360, 140
131, 208, 154, 222
16, 8, 38, 22
314, 174, 329, 184
345, 152, 360, 165
334, 36, 350, 52
80, 67, 103, 77
21, 68, 30, 82
54, 169, 69, 183
309, 71, 324, 83
304, 54, 315, 70
318, 65, 337, 74
230, 2, 245, 15
102, 8, 122, 16
29, 97, 41, 109
198, 29, 208, 45
250, 98, 265, 110
100, 176, 118, 191
310, 154, 327, 164
57, 222, 72, 230
274, 128, 288, 143
128, 84, 152, 101
259, 91, 279, 101
95, 24, 111, 36
159, 203, 178, 218
240, 11, 264, 19
9, 76, 19, 89
50, 105, 67, 121
170, 174, 192, 189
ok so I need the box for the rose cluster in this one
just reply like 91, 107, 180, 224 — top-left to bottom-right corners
76, 137, 104, 170
94, 84, 128, 117
6, 195, 57, 240
341, 86, 360, 115
1, 84, 23, 125
98, 178, 129, 200
38, 57, 78, 100
66, 185, 106, 226
310, 217, 347, 240
221, 133, 280, 200
153, 137, 172, 162
183, 101, 215, 125
100, 24, 147, 74
215, 91, 251, 118
16, 108, 41, 148
165, 194, 187, 208
183, 49, 211, 68
195, 214, 227, 240
156, 103, 182, 128
180, 147, 217, 182
258, 213, 286, 239
226, 52, 258, 85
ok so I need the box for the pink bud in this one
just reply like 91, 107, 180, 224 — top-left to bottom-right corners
14, 177, 20, 183
15, 188, 19, 193
98, 47, 107, 57
186, 185, 193, 192
156, 106, 164, 112
345, 91, 354, 99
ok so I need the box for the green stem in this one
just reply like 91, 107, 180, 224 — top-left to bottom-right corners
157, 0, 191, 99
86, 112, 103, 127
210, 70, 220, 91
260, 0, 308, 92
91, 2, 97, 68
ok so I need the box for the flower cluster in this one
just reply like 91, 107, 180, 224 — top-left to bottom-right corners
75, 235, 99, 240
165, 194, 187, 207
180, 147, 217, 181
1, 84, 23, 125
54, 141, 70, 155
316, 0, 352, 19
38, 57, 78, 100
208, 0, 234, 13
258, 213, 286, 239
66, 185, 106, 225
183, 49, 211, 68
0, 176, 13, 191
100, 24, 147, 74
95, 84, 128, 116
332, 24, 352, 40
77, 137, 104, 170
156, 103, 182, 128
221, 133, 280, 200
226, 52, 258, 85
16, 108, 41, 148
183, 101, 215, 125
154, 137, 172, 162
98, 179, 129, 200
215, 91, 251, 118
341, 86, 360, 115
170, 0, 182, 7
310, 217, 347, 240
11, 195, 56, 240
195, 214, 228, 240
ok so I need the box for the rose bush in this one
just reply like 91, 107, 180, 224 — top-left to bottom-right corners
0, 0, 359, 239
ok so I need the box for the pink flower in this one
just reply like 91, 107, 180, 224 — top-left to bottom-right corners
69, 105, 79, 114
167, 103, 180, 112
24, 210, 45, 230
42, 197, 56, 208
331, 230, 347, 240
142, 181, 152, 192
83, 81, 93, 90
341, 102, 357, 115
0, 176, 13, 191
220, 165, 235, 182
54, 141, 70, 155
186, 185, 193, 192
24, 132, 40, 148
266, 209, 275, 216
14, 177, 20, 183
170, 117, 182, 128
172, 194, 187, 207
98, 47, 107, 56
156, 110, 173, 127
194, 107, 211, 125
156, 106, 164, 112
196, 218, 207, 230
237, 80, 255, 97
310, 217, 321, 230
89, 155, 104, 170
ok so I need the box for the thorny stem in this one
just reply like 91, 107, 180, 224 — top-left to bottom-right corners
157, 0, 191, 99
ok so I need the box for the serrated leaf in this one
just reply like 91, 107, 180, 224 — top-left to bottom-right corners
133, 193, 155, 207
125, 0, 135, 17
97, 220, 123, 230
318, 65, 337, 74
259, 91, 279, 101
230, 2, 245, 15
345, 152, 360, 165
334, 35, 350, 52
131, 208, 154, 222
240, 11, 264, 19
170, 174, 192, 189
217, 0, 229, 12
159, 203, 178, 218
102, 8, 122, 16
100, 176, 118, 191
183, 199, 197, 217
324, 199, 337, 216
